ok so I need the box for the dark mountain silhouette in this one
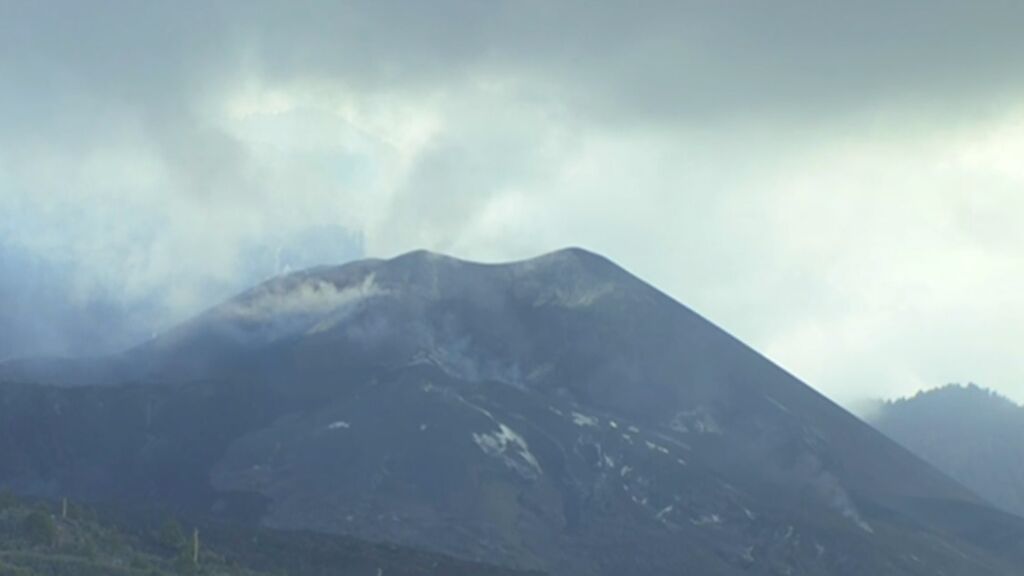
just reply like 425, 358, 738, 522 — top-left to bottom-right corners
2, 249, 1024, 575
871, 384, 1024, 518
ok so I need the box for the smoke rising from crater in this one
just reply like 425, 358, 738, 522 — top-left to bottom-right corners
2, 1, 1024, 403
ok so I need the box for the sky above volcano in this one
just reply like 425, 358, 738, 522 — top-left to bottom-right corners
2, 1, 1024, 405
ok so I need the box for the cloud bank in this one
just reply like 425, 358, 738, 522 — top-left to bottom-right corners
2, 1, 1024, 403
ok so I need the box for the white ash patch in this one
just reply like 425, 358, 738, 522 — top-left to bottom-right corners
645, 440, 670, 455
670, 407, 722, 435
571, 411, 599, 427
741, 546, 755, 563
655, 505, 674, 521
473, 423, 542, 480
691, 514, 722, 526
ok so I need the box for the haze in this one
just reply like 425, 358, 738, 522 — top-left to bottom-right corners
2, 1, 1023, 405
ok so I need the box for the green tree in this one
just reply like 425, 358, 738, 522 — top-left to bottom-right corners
158, 518, 187, 554
175, 548, 199, 575
21, 511, 58, 548
0, 489, 16, 510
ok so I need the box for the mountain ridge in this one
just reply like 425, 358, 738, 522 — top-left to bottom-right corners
872, 383, 1024, 519
2, 249, 1023, 575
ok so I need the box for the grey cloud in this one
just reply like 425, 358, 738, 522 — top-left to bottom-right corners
248, 0, 1024, 123
2, 0, 1024, 406
7, 2, 1024, 130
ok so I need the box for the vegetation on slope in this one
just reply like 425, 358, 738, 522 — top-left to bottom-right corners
0, 492, 540, 576
872, 384, 1024, 517
0, 491, 266, 576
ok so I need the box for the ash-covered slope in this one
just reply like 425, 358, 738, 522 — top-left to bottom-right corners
2, 249, 1023, 575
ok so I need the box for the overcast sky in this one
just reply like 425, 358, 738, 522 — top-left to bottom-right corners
2, 1, 1023, 405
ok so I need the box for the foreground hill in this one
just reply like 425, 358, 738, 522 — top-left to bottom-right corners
0, 492, 266, 576
871, 384, 1024, 518
0, 491, 539, 576
3, 248, 1024, 575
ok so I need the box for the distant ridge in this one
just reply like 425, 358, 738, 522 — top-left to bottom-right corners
872, 383, 1024, 518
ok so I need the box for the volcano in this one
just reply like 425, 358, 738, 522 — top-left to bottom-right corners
2, 248, 1023, 575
